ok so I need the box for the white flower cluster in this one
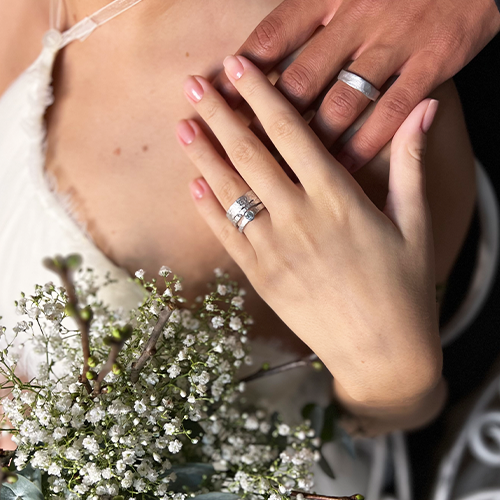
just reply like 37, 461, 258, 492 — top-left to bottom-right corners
1, 264, 318, 500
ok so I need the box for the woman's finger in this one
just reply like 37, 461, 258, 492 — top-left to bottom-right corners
188, 177, 258, 271
183, 76, 297, 210
177, 119, 272, 243
384, 98, 439, 243
222, 55, 351, 192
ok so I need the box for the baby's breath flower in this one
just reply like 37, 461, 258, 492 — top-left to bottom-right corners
1, 265, 318, 500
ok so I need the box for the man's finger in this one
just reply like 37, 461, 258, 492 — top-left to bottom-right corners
310, 48, 401, 148
216, 0, 328, 107
337, 62, 437, 172
275, 15, 361, 111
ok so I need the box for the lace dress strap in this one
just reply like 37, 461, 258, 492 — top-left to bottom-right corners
46, 0, 144, 50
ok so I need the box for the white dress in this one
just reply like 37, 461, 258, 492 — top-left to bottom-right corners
0, 0, 372, 496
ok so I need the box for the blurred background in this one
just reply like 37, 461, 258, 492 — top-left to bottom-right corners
408, 32, 500, 500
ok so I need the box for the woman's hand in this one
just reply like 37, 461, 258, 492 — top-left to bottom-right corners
177, 56, 442, 407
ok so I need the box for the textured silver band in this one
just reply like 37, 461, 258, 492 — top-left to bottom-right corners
337, 69, 380, 101
238, 203, 266, 233
226, 190, 262, 227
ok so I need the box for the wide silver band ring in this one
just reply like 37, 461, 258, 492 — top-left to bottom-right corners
238, 203, 266, 233
226, 190, 262, 227
337, 69, 381, 101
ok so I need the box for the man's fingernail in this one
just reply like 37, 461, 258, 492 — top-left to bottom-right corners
177, 120, 196, 145
337, 152, 355, 172
190, 178, 206, 200
421, 99, 439, 134
184, 76, 204, 103
223, 55, 244, 81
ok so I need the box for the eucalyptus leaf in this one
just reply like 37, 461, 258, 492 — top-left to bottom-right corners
318, 450, 336, 479
194, 493, 240, 500
0, 473, 43, 500
320, 402, 339, 443
166, 463, 215, 492
17, 465, 42, 486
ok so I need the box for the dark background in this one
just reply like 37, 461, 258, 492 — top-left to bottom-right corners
407, 33, 500, 500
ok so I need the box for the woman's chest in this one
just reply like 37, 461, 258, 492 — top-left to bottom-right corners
44, 0, 283, 298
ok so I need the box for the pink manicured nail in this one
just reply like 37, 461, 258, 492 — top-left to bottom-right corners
421, 99, 439, 134
184, 76, 204, 102
223, 55, 244, 80
190, 178, 206, 199
177, 120, 196, 145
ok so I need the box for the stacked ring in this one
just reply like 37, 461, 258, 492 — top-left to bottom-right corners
226, 190, 262, 227
237, 203, 266, 233
226, 190, 266, 233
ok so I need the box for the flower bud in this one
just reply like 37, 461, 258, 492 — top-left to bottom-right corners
65, 254, 82, 270
311, 361, 323, 371
86, 371, 97, 380
88, 356, 98, 368
64, 303, 77, 317
6, 474, 18, 484
112, 363, 123, 375
80, 306, 93, 322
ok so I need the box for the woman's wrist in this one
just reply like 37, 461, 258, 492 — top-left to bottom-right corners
334, 376, 447, 437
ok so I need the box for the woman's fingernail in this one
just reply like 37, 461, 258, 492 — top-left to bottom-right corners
337, 151, 355, 172
177, 120, 196, 145
190, 178, 207, 200
421, 99, 439, 134
184, 76, 204, 103
223, 55, 244, 81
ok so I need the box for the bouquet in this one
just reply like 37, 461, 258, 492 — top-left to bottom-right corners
0, 255, 361, 500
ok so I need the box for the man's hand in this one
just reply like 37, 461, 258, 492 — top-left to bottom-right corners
218, 0, 500, 172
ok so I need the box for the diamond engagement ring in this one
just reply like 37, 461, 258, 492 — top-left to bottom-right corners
237, 203, 266, 233
226, 190, 262, 227
337, 69, 381, 101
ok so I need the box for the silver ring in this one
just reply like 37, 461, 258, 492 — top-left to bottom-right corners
226, 190, 262, 227
337, 69, 380, 101
238, 204, 266, 233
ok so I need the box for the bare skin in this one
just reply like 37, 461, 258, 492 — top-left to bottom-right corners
0, 0, 476, 435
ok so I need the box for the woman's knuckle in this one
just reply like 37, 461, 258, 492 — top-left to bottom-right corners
230, 136, 259, 165
203, 100, 219, 121
269, 113, 297, 142
218, 177, 239, 204
190, 147, 208, 164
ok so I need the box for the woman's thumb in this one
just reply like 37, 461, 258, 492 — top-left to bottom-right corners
384, 98, 439, 238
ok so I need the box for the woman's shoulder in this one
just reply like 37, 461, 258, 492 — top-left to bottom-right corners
0, 0, 50, 96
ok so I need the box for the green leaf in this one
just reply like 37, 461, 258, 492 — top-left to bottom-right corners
17, 465, 41, 486
194, 493, 240, 500
0, 473, 43, 500
166, 463, 215, 492
318, 450, 336, 479
320, 402, 339, 443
